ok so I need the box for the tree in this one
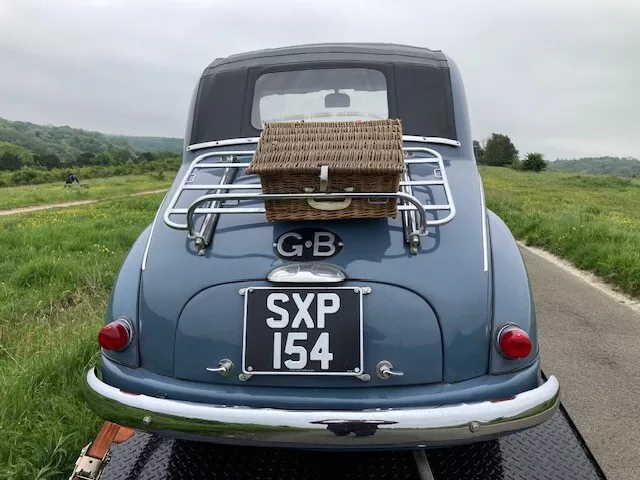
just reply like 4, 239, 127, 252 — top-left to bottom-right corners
521, 152, 547, 172
473, 140, 485, 164
75, 151, 96, 166
0, 152, 22, 171
483, 133, 518, 166
34, 153, 61, 170
0, 141, 33, 170
112, 148, 133, 164
138, 151, 156, 162
95, 151, 115, 165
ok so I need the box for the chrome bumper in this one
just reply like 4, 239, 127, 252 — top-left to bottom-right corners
85, 368, 559, 449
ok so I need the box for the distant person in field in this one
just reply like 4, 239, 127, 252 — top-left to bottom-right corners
65, 173, 80, 187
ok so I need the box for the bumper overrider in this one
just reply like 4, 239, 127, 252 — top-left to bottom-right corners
84, 368, 559, 449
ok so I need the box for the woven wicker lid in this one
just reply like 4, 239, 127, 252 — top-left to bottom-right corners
247, 119, 404, 175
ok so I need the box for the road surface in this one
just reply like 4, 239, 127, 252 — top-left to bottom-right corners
522, 246, 640, 480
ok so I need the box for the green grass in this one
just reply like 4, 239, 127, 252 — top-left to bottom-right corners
481, 167, 640, 297
0, 174, 171, 211
0, 194, 163, 480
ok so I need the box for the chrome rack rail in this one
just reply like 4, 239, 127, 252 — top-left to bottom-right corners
163, 147, 456, 255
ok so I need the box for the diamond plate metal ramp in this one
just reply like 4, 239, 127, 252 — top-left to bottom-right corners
98, 405, 605, 480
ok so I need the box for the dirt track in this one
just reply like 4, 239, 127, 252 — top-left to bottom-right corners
0, 189, 167, 216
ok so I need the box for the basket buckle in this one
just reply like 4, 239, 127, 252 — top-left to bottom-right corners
305, 182, 354, 211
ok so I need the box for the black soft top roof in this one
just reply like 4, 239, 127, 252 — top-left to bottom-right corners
203, 43, 448, 74
190, 43, 456, 145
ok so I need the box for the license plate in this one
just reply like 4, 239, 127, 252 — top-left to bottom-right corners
242, 287, 363, 375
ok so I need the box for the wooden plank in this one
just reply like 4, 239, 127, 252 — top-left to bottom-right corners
86, 422, 122, 459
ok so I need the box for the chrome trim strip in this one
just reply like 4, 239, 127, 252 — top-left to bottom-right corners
186, 135, 460, 152
141, 193, 167, 271
112, 318, 134, 350
187, 137, 260, 151
478, 172, 489, 272
267, 264, 346, 283
401, 135, 461, 147
85, 369, 559, 448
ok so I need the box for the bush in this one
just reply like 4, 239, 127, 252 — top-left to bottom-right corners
508, 158, 523, 170
151, 170, 165, 181
11, 167, 42, 184
521, 153, 547, 172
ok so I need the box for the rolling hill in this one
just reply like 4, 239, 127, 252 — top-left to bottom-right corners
549, 156, 640, 177
0, 117, 182, 163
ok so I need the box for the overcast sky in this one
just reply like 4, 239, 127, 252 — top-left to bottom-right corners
1, 0, 638, 159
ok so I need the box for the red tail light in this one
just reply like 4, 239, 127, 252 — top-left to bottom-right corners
98, 320, 132, 351
497, 325, 532, 359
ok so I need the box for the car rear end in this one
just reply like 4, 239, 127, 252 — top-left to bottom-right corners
84, 43, 559, 449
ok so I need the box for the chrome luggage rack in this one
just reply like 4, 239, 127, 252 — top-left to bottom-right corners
163, 144, 456, 255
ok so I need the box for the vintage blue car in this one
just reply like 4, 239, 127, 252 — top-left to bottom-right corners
84, 43, 560, 449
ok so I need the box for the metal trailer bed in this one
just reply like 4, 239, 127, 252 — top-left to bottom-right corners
71, 404, 606, 480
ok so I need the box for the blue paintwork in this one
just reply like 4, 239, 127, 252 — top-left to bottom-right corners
102, 225, 151, 368
174, 281, 443, 387
101, 354, 539, 410
139, 153, 490, 384
487, 210, 539, 373
100, 48, 541, 409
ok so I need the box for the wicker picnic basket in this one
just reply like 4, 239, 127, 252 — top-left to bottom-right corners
246, 119, 405, 221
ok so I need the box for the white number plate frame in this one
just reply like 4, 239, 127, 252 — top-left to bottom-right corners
241, 287, 364, 376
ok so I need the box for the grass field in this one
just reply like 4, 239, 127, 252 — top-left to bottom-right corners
481, 167, 640, 297
0, 174, 171, 211
0, 194, 163, 480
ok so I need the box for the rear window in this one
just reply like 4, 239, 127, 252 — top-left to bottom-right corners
251, 68, 388, 129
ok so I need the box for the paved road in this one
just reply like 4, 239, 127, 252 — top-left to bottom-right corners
522, 246, 640, 480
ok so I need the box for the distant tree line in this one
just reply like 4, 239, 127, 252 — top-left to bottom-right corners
0, 117, 186, 187
474, 133, 547, 172
548, 156, 640, 177
0, 141, 179, 172
0, 116, 182, 165
0, 139, 181, 187
474, 133, 640, 176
